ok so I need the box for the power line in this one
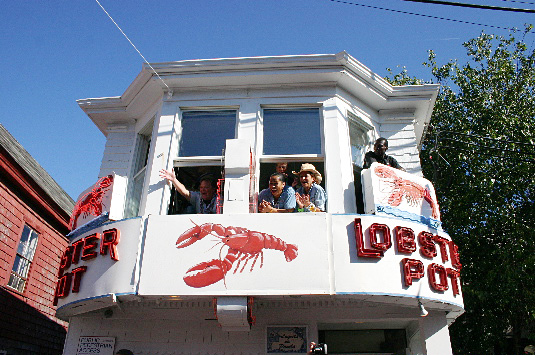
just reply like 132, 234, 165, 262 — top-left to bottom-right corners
94, 0, 171, 92
435, 143, 535, 162
500, 0, 535, 6
438, 130, 535, 148
328, 0, 518, 31
399, 0, 535, 13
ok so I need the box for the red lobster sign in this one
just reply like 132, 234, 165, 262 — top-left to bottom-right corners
176, 221, 298, 288
374, 165, 439, 219
69, 175, 114, 231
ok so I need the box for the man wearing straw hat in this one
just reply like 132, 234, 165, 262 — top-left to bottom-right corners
293, 163, 327, 212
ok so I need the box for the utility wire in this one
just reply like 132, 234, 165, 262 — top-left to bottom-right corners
94, 0, 171, 92
500, 0, 535, 6
439, 136, 535, 156
328, 0, 518, 31
438, 130, 535, 148
399, 0, 535, 13
435, 143, 535, 163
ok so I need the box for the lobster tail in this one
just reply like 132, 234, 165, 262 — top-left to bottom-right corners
284, 244, 298, 262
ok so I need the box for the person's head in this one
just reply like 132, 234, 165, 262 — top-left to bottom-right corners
269, 173, 286, 198
373, 138, 389, 157
293, 164, 322, 191
276, 162, 288, 174
199, 176, 217, 201
116, 350, 134, 355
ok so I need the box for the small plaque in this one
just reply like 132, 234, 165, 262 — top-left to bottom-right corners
76, 336, 115, 355
267, 326, 307, 353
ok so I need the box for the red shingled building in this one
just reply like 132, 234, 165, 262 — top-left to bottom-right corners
0, 124, 74, 354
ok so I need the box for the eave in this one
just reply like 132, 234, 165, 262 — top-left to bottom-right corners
78, 51, 439, 145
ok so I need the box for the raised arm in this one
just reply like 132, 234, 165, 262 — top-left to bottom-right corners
159, 169, 191, 200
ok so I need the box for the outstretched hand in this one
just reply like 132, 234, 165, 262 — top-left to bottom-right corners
159, 169, 176, 183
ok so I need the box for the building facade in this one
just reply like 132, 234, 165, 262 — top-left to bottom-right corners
56, 52, 463, 355
0, 124, 74, 354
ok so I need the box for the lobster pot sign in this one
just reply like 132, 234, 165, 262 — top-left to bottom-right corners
56, 218, 143, 316
138, 214, 331, 296
362, 163, 441, 228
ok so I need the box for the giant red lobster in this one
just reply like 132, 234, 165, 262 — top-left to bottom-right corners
69, 175, 114, 230
374, 165, 439, 219
176, 222, 298, 288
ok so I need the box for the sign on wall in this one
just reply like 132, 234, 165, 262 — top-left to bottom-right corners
138, 214, 331, 296
55, 218, 142, 314
76, 336, 115, 355
267, 326, 308, 354
331, 214, 462, 307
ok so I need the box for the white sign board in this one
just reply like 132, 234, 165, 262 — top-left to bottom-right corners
138, 214, 331, 295
70, 173, 127, 231
76, 336, 115, 355
331, 214, 463, 307
56, 218, 142, 312
362, 163, 441, 228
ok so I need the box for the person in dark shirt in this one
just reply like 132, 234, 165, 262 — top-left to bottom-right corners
363, 138, 406, 171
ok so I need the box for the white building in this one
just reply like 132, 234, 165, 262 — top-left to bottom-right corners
56, 52, 462, 355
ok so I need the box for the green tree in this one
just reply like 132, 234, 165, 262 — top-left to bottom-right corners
387, 26, 535, 355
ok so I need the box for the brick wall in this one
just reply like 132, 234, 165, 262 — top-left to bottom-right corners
0, 180, 69, 354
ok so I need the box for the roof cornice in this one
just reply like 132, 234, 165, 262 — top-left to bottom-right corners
78, 51, 439, 140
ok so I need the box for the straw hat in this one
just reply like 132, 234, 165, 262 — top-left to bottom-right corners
293, 163, 322, 184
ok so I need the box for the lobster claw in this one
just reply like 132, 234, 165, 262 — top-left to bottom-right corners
183, 259, 225, 288
176, 223, 214, 248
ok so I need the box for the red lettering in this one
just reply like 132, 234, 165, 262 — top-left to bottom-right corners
355, 218, 382, 258
100, 228, 120, 261
369, 223, 391, 251
71, 238, 85, 264
401, 258, 424, 287
428, 263, 448, 292
81, 233, 100, 260
59, 246, 73, 276
449, 241, 462, 270
395, 226, 416, 254
433, 235, 450, 263
54, 272, 72, 305
418, 231, 437, 258
447, 268, 461, 296
71, 266, 88, 293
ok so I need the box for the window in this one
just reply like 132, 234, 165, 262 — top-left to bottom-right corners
8, 225, 39, 293
125, 119, 153, 218
348, 114, 373, 169
262, 108, 322, 155
258, 107, 325, 212
179, 110, 237, 157
348, 114, 373, 214
168, 110, 236, 214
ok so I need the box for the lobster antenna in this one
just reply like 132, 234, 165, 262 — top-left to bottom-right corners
218, 246, 228, 288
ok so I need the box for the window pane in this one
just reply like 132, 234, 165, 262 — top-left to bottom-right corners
12, 255, 31, 278
179, 111, 236, 157
8, 273, 26, 293
263, 109, 321, 155
349, 119, 370, 168
125, 171, 145, 217
16, 225, 38, 261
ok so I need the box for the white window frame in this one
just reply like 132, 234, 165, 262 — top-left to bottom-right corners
124, 118, 154, 218
7, 224, 39, 293
348, 112, 374, 169
257, 105, 326, 210
175, 108, 239, 161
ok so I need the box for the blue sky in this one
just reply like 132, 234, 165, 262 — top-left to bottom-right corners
1, 0, 532, 200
